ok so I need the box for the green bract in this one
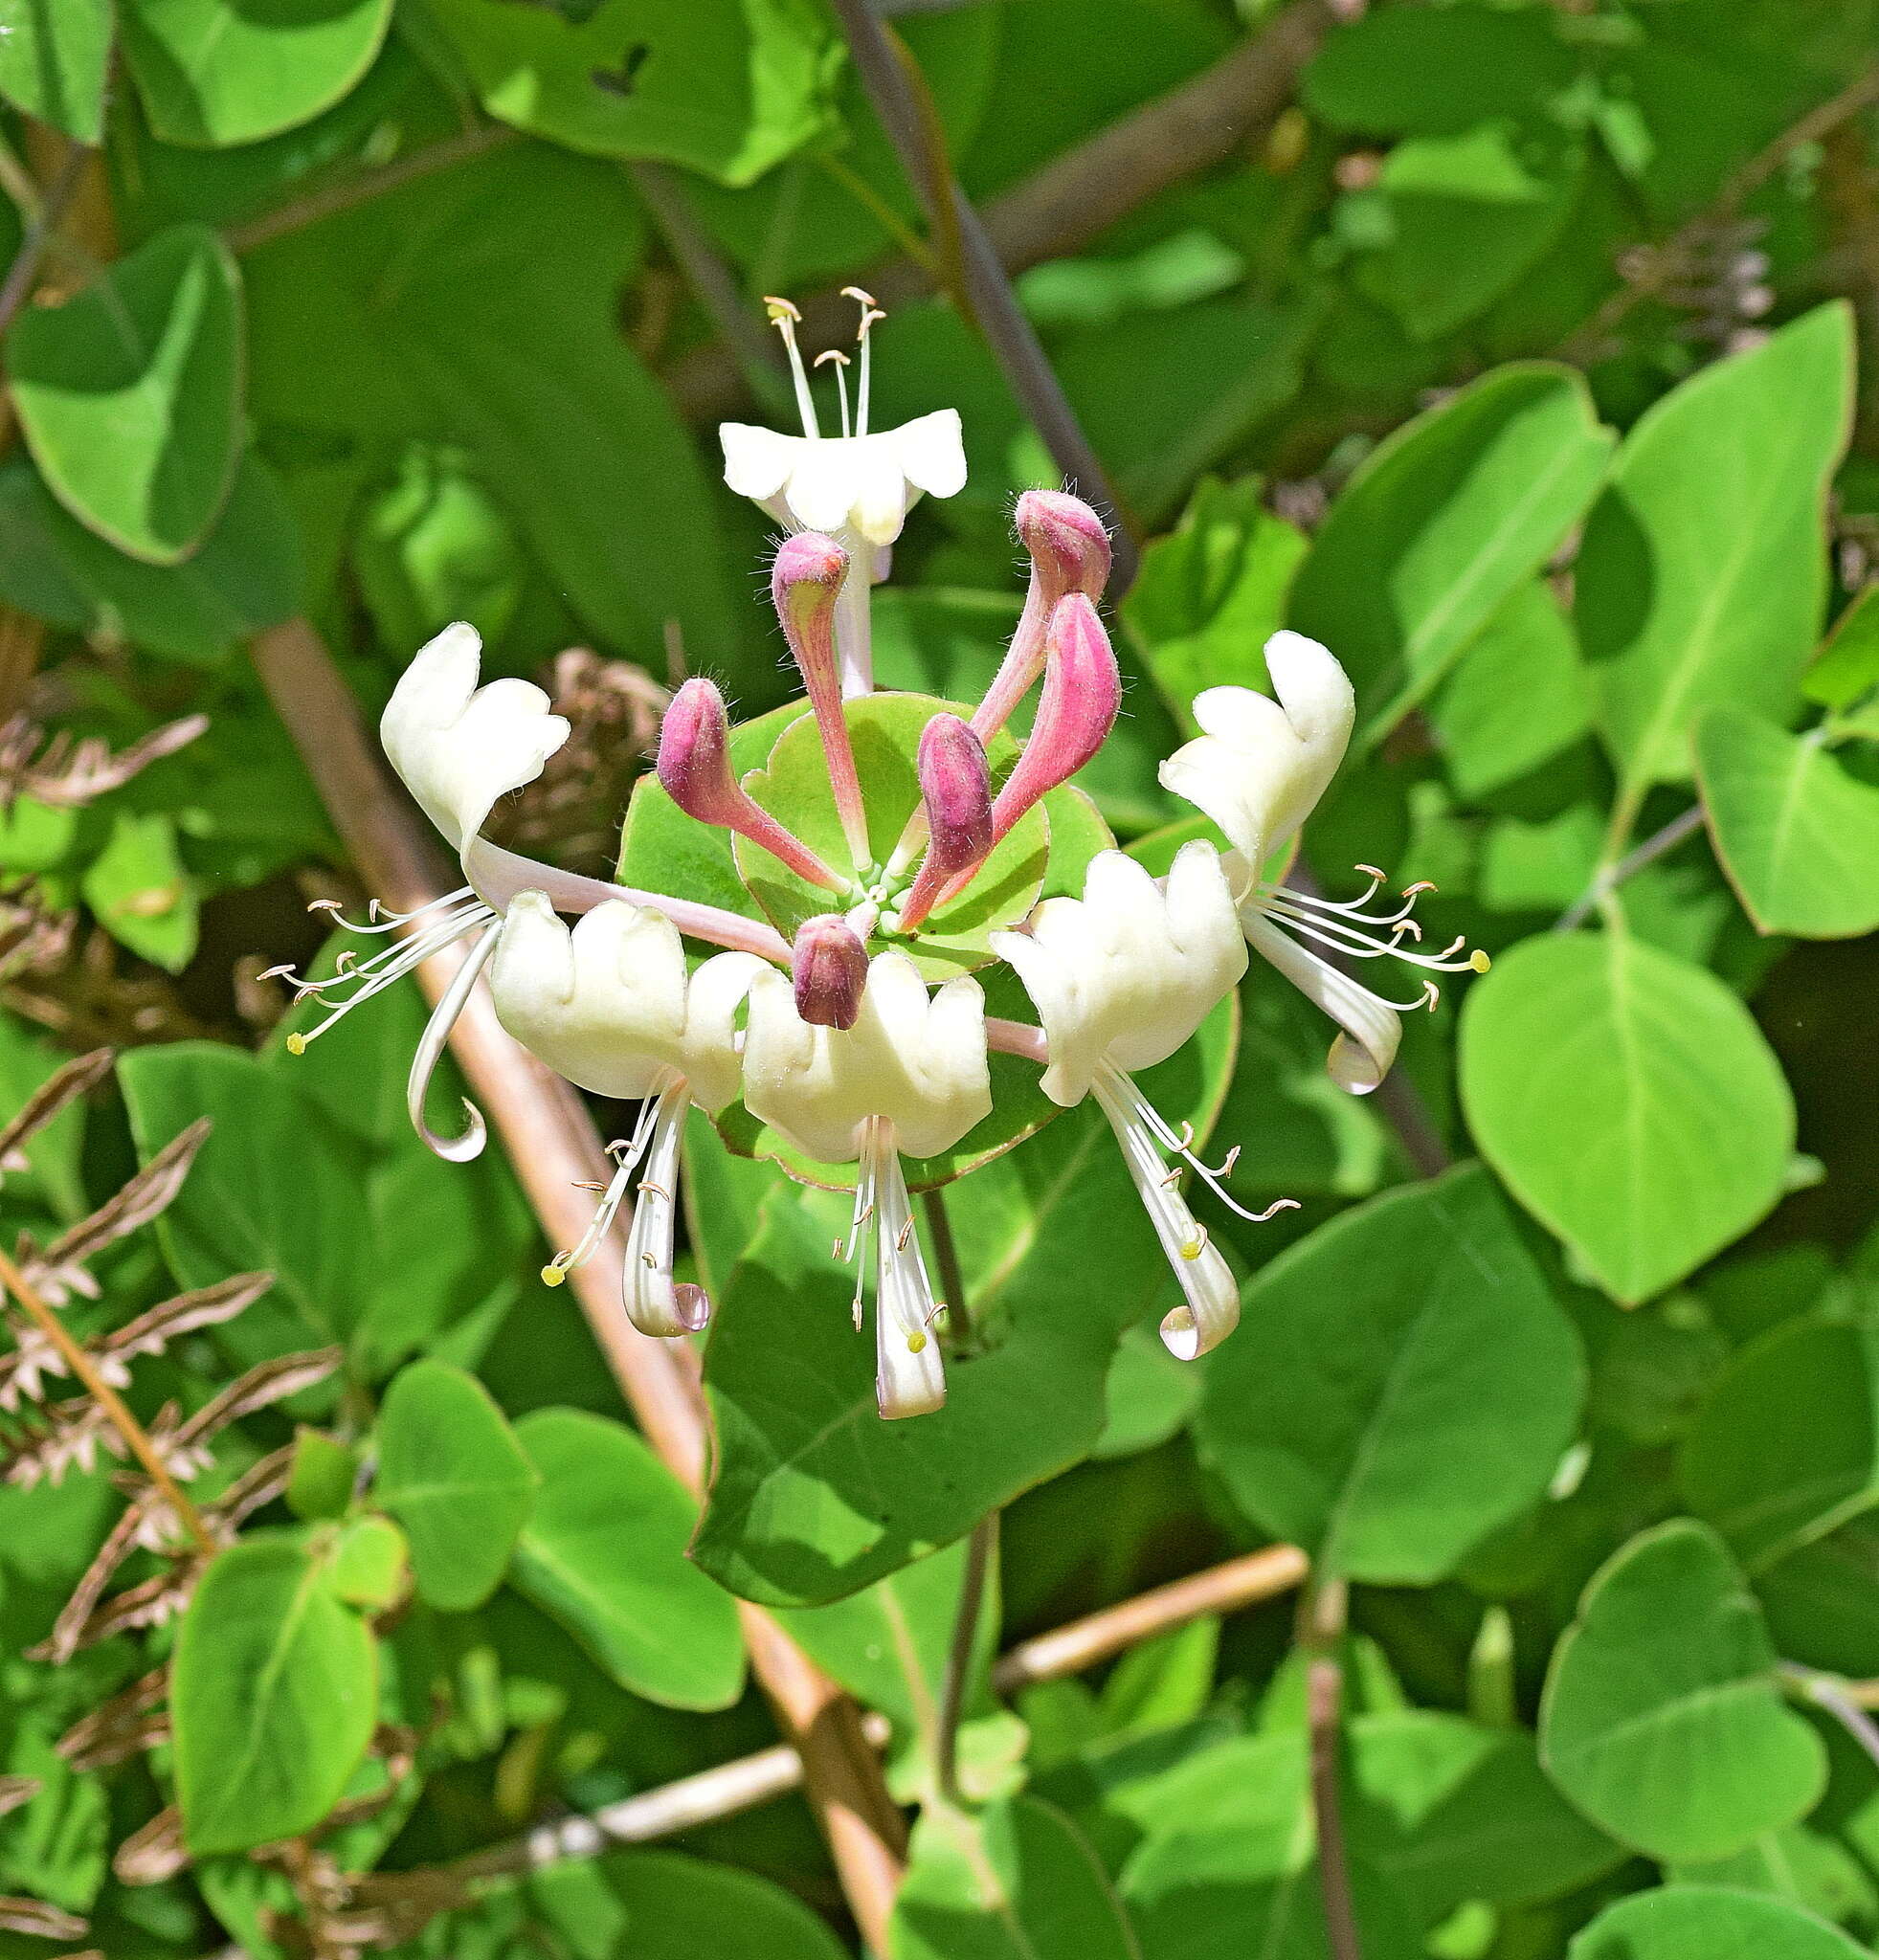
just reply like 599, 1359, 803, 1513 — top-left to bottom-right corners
620, 689, 1115, 1190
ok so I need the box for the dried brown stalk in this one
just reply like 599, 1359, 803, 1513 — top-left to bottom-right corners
0, 1244, 215, 1555
0, 711, 207, 812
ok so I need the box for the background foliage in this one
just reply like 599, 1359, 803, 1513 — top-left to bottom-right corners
4, 0, 1879, 1955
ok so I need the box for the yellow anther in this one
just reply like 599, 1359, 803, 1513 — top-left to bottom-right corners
1470, 948, 1492, 973
1179, 1233, 1205, 1261
762, 295, 802, 323
285, 1032, 306, 1056
906, 1330, 928, 1353
540, 1264, 566, 1287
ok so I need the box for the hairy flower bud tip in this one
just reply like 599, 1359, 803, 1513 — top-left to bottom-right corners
1015, 489, 1111, 600
772, 531, 849, 623
793, 915, 870, 1031
656, 678, 738, 824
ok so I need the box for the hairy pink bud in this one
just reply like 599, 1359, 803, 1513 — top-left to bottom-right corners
1016, 489, 1111, 601
772, 533, 870, 866
988, 595, 1119, 841
657, 678, 844, 892
793, 914, 870, 1031
895, 716, 994, 933
973, 492, 1112, 739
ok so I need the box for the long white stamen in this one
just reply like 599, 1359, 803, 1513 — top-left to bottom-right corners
283, 902, 496, 1050
305, 885, 478, 937
541, 1096, 664, 1286
1111, 1066, 1299, 1227
765, 296, 820, 438
406, 921, 501, 1161
1259, 892, 1487, 975
816, 348, 853, 437
842, 287, 884, 435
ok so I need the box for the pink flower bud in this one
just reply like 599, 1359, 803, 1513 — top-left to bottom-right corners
988, 594, 1119, 841
656, 678, 845, 893
1016, 489, 1111, 601
793, 914, 870, 1031
657, 677, 740, 826
973, 492, 1112, 739
772, 533, 870, 867
895, 716, 994, 933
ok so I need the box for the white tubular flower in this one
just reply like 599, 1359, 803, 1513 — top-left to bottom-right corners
990, 843, 1246, 1109
1158, 631, 1487, 1096
721, 412, 967, 549
743, 950, 990, 1419
722, 294, 967, 695
1157, 630, 1353, 880
488, 893, 766, 1339
380, 621, 570, 861
994, 843, 1287, 1362
742, 950, 990, 1166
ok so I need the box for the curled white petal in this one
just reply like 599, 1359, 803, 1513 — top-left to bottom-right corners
1242, 911, 1400, 1093
488, 893, 764, 1112
742, 949, 991, 1164
990, 841, 1245, 1108
380, 623, 570, 857
1157, 632, 1354, 876
863, 1120, 947, 1419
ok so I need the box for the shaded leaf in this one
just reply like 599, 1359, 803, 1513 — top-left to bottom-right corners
1569, 1885, 1867, 1959
1538, 1521, 1825, 1862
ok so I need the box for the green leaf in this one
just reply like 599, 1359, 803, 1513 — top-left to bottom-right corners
123, 0, 394, 146
1538, 1521, 1826, 1862
269, 936, 535, 1377
286, 1427, 358, 1523
119, 1042, 373, 1359
1803, 584, 1879, 713
1459, 932, 1795, 1303
1569, 1886, 1868, 1960
1580, 303, 1855, 792
1679, 1315, 1879, 1572
1123, 478, 1308, 732
1351, 123, 1584, 343
890, 1795, 1141, 1960
1694, 708, 1879, 938
526, 1848, 849, 1960
171, 1540, 378, 1856
419, 0, 835, 187
1426, 578, 1591, 799
0, 0, 111, 141
7, 224, 243, 566
0, 453, 303, 662
330, 1515, 409, 1609
79, 811, 198, 973
1193, 1164, 1583, 1585
508, 1409, 745, 1710
692, 1013, 1235, 1607
375, 1361, 537, 1613
1287, 364, 1613, 737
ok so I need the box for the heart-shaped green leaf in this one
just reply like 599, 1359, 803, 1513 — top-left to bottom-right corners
1539, 1521, 1826, 1862
8, 225, 242, 566
1460, 931, 1794, 1303
1695, 707, 1879, 938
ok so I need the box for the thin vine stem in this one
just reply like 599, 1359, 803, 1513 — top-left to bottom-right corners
1555, 804, 1707, 933
936, 1512, 997, 1806
0, 1244, 216, 1556
1301, 1577, 1363, 1960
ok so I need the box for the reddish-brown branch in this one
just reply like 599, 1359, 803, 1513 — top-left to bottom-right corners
248, 619, 907, 1949
665, 0, 1341, 425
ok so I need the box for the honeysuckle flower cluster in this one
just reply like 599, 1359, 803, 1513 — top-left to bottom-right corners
274, 299, 1486, 1419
